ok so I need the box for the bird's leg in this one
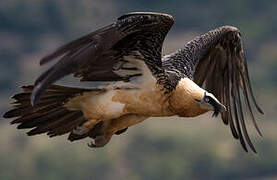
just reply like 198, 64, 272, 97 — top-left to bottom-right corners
108, 114, 148, 134
87, 115, 148, 148
87, 120, 112, 148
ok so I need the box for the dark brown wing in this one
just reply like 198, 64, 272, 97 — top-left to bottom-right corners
193, 27, 263, 153
31, 12, 174, 105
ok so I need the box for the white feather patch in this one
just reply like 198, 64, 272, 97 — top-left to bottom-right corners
88, 90, 125, 117
112, 51, 156, 89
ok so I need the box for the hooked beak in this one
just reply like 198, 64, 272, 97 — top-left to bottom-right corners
212, 102, 227, 117
219, 103, 227, 112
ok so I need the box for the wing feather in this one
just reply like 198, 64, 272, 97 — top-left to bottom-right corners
31, 12, 174, 105
164, 26, 263, 152
196, 28, 263, 152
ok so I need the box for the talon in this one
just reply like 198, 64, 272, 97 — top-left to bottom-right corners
86, 135, 111, 148
87, 141, 96, 148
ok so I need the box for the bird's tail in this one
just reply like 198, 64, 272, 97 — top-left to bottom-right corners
3, 85, 104, 139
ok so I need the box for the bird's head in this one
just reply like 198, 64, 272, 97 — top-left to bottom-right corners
169, 78, 226, 117
194, 91, 227, 117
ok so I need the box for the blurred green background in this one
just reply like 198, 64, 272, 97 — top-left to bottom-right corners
0, 0, 277, 179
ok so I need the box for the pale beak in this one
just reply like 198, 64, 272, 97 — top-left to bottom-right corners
219, 103, 227, 112
212, 102, 227, 117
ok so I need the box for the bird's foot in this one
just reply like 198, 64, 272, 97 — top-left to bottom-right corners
87, 135, 111, 148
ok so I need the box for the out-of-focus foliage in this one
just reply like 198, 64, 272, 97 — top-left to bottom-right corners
0, 0, 276, 179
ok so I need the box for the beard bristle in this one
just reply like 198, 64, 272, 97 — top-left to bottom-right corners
212, 110, 219, 117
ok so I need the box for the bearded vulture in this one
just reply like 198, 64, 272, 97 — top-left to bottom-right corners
3, 12, 263, 153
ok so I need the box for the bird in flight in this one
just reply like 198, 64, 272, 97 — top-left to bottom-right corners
3, 12, 263, 152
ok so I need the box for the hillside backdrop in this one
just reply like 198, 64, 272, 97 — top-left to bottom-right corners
0, 1, 277, 179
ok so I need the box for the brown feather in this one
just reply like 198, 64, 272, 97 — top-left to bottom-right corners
4, 84, 105, 141
47, 113, 85, 137
233, 66, 256, 153
18, 108, 69, 129
239, 70, 262, 137
31, 13, 174, 105
192, 28, 263, 153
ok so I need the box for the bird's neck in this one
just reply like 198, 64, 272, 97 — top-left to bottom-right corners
169, 78, 208, 117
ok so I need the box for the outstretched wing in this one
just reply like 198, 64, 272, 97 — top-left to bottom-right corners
165, 26, 263, 153
32, 12, 174, 105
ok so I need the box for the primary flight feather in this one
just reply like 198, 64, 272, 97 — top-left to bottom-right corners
3, 12, 263, 152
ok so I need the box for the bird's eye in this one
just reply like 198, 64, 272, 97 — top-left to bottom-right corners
204, 97, 210, 103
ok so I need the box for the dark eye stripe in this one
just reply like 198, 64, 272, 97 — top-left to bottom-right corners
209, 98, 217, 106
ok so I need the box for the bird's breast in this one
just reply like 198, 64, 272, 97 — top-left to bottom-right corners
112, 83, 174, 117
66, 79, 174, 120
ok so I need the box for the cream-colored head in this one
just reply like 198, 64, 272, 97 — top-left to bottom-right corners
195, 91, 227, 117
169, 78, 226, 117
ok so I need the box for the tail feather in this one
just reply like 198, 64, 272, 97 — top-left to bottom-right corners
3, 85, 104, 139
48, 115, 86, 137
27, 112, 85, 136
17, 108, 69, 129
10, 104, 61, 124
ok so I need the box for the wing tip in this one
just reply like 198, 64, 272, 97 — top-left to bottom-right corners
257, 106, 264, 115
250, 146, 257, 154
239, 137, 257, 154
40, 58, 47, 66
254, 121, 263, 137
